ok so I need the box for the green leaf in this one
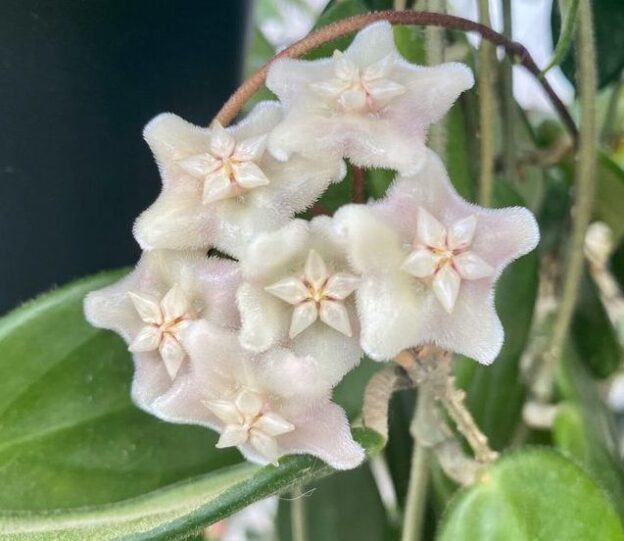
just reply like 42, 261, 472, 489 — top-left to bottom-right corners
554, 345, 624, 518
555, 0, 624, 89
570, 270, 622, 378
437, 449, 624, 541
610, 236, 624, 294
454, 182, 539, 449
595, 151, 624, 244
276, 464, 395, 541
0, 272, 384, 539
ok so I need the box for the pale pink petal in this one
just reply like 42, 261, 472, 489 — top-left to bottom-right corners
264, 276, 309, 305
232, 161, 270, 190
432, 265, 461, 313
217, 425, 249, 448
128, 291, 163, 325
159, 334, 186, 380
448, 215, 477, 250
238, 283, 290, 352
255, 412, 295, 437
128, 325, 162, 353
203, 169, 237, 204
209, 122, 236, 159
161, 284, 191, 321
401, 248, 438, 278
324, 273, 360, 300
319, 300, 352, 337
453, 252, 494, 280
343, 21, 397, 67
233, 134, 267, 162
304, 249, 329, 290
289, 301, 319, 338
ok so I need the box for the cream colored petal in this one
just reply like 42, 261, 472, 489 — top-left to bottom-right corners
363, 53, 395, 80
417, 206, 447, 249
401, 248, 438, 278
203, 169, 237, 204
333, 49, 358, 81
265, 276, 309, 305
203, 399, 243, 425
319, 300, 352, 337
324, 273, 360, 300
233, 134, 267, 162
453, 252, 494, 280
432, 265, 461, 313
209, 122, 236, 159
232, 161, 270, 190
448, 215, 477, 251
304, 249, 329, 290
128, 291, 163, 325
249, 430, 281, 465
177, 153, 220, 177
158, 334, 186, 380
235, 389, 264, 418
160, 283, 191, 321
365, 78, 406, 107
309, 78, 350, 99
289, 300, 318, 338
338, 89, 367, 112
216, 425, 249, 448
255, 412, 295, 437
128, 325, 162, 353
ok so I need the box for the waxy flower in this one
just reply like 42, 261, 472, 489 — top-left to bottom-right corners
334, 150, 539, 364
84, 250, 240, 409
237, 217, 363, 388
151, 321, 365, 469
134, 101, 345, 258
266, 21, 474, 175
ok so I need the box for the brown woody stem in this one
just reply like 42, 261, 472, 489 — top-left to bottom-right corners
214, 10, 577, 143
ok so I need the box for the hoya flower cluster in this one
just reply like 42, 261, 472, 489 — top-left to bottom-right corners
85, 22, 539, 469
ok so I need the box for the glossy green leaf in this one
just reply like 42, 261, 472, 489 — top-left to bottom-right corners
437, 449, 624, 541
0, 272, 384, 539
554, 345, 624, 518
454, 182, 539, 449
595, 151, 624, 243
570, 270, 622, 378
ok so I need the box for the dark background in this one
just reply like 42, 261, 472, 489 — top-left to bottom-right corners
0, 0, 250, 314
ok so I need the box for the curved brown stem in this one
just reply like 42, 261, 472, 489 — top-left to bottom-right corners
214, 10, 577, 143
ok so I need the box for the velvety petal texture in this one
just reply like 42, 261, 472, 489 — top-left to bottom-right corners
84, 250, 241, 409
237, 217, 363, 388
335, 150, 539, 364
134, 101, 345, 258
266, 21, 474, 175
152, 321, 365, 469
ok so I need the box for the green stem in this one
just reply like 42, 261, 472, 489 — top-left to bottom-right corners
501, 0, 517, 183
426, 0, 447, 158
401, 388, 432, 541
291, 486, 308, 541
477, 0, 495, 206
534, 0, 597, 401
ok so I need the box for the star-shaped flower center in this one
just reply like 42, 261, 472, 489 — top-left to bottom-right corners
204, 388, 295, 465
309, 50, 406, 114
401, 207, 494, 313
176, 122, 270, 204
264, 249, 360, 338
127, 284, 194, 379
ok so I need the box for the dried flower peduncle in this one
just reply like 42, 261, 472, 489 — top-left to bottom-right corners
214, 10, 578, 143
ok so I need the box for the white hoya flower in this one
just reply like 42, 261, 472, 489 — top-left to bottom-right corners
334, 150, 539, 365
84, 250, 240, 409
237, 217, 363, 388
266, 21, 474, 175
134, 101, 345, 258
151, 321, 365, 469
